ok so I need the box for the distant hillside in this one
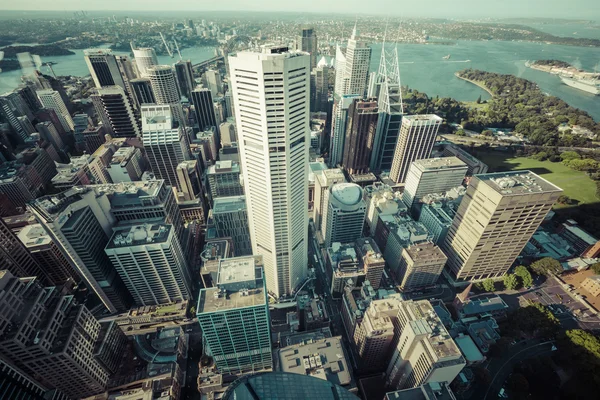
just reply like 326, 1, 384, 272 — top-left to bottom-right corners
1, 44, 75, 58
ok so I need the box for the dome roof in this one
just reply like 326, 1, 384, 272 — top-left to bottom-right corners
331, 183, 363, 207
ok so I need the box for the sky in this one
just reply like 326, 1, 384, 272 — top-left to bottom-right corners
1, 0, 599, 20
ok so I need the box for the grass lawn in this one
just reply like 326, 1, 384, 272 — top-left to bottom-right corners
475, 151, 599, 207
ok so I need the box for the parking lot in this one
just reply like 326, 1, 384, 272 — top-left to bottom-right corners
562, 269, 600, 312
519, 278, 588, 321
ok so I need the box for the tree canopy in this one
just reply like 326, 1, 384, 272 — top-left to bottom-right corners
514, 266, 533, 288
530, 257, 563, 276
503, 274, 519, 290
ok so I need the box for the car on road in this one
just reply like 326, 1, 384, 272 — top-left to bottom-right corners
536, 291, 543, 296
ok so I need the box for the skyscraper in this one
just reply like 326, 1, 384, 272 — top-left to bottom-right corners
174, 60, 196, 99
204, 69, 222, 98
397, 242, 448, 291
370, 41, 404, 172
17, 223, 79, 286
130, 78, 156, 109
343, 25, 372, 97
0, 218, 52, 284
0, 270, 127, 399
146, 65, 185, 123
29, 188, 133, 313
206, 160, 244, 205
84, 49, 127, 90
229, 47, 310, 298
36, 89, 74, 132
91, 85, 141, 137
329, 94, 360, 167
196, 256, 272, 373
0, 357, 68, 400
142, 105, 191, 191
342, 98, 378, 175
386, 300, 465, 390
190, 87, 218, 130
402, 157, 468, 214
442, 171, 562, 281
298, 27, 318, 69
312, 63, 329, 113
314, 168, 347, 233
212, 195, 252, 256
389, 115, 442, 184
322, 183, 367, 248
132, 47, 159, 77
105, 223, 191, 306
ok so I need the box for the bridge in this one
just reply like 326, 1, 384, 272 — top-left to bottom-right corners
192, 55, 224, 69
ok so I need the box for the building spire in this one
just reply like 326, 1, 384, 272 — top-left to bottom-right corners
351, 17, 358, 40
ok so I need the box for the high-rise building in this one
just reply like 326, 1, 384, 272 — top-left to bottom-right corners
335, 25, 371, 97
219, 121, 237, 146
17, 223, 79, 285
314, 168, 346, 233
0, 270, 127, 399
354, 299, 400, 372
28, 188, 133, 313
72, 113, 90, 151
84, 49, 127, 90
174, 60, 196, 99
206, 160, 244, 205
0, 218, 52, 284
298, 27, 318, 69
386, 300, 465, 390
397, 242, 447, 291
229, 47, 310, 298
0, 93, 33, 142
196, 256, 272, 373
141, 105, 191, 191
370, 42, 404, 172
356, 237, 386, 290
322, 183, 366, 248
83, 126, 107, 154
91, 85, 141, 137
204, 69, 222, 98
35, 120, 66, 156
342, 98, 378, 175
312, 63, 329, 113
389, 115, 442, 184
442, 171, 562, 281
146, 65, 185, 123
224, 89, 234, 118
130, 78, 156, 109
176, 159, 203, 201
105, 223, 191, 306
106, 145, 145, 182
132, 47, 159, 77
212, 195, 252, 256
190, 87, 218, 130
0, 357, 68, 400
329, 94, 359, 167
402, 157, 467, 214
36, 89, 74, 132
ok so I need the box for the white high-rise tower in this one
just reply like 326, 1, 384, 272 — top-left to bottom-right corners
146, 65, 185, 123
229, 46, 310, 298
132, 47, 159, 76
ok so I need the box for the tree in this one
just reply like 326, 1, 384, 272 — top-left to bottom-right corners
532, 151, 549, 161
557, 195, 575, 205
503, 274, 519, 290
476, 95, 482, 104
455, 129, 466, 136
561, 151, 581, 161
591, 263, 600, 274
189, 305, 196, 315
507, 373, 530, 399
481, 129, 494, 137
515, 265, 533, 288
482, 278, 496, 292
530, 257, 563, 276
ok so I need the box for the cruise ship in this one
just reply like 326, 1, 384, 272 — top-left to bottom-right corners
560, 75, 600, 95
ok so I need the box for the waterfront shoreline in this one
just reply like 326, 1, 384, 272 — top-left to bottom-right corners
454, 72, 495, 96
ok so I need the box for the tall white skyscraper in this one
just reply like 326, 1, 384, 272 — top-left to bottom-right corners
141, 105, 191, 192
84, 49, 127, 90
390, 115, 443, 184
229, 46, 310, 298
322, 183, 366, 248
36, 89, 74, 132
329, 25, 371, 167
146, 65, 185, 123
132, 47, 159, 76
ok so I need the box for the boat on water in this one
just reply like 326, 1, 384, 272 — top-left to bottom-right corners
560, 75, 600, 95
443, 54, 451, 60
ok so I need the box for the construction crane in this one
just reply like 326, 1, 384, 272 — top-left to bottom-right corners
173, 38, 183, 60
159, 32, 174, 58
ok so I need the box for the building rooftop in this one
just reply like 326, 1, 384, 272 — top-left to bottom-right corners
477, 170, 562, 195
386, 382, 456, 400
109, 146, 137, 166
16, 223, 53, 248
106, 223, 172, 249
406, 300, 462, 360
198, 256, 266, 313
461, 294, 509, 316
213, 196, 246, 214
207, 160, 240, 174
454, 335, 485, 363
331, 183, 363, 207
403, 114, 443, 124
404, 242, 448, 263
278, 336, 352, 388
412, 157, 467, 171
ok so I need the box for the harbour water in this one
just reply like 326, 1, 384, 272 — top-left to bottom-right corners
1, 39, 599, 120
